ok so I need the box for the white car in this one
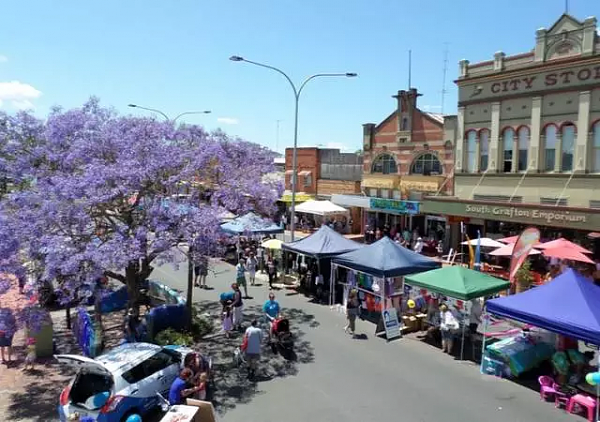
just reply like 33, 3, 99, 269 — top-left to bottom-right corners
57, 342, 195, 422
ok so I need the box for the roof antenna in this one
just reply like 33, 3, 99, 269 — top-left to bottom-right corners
441, 43, 449, 115
408, 50, 412, 89
565, 0, 569, 13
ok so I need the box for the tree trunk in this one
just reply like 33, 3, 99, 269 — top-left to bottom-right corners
186, 246, 194, 330
125, 262, 140, 313
65, 306, 71, 330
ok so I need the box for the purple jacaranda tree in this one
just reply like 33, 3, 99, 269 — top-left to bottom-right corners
0, 99, 282, 320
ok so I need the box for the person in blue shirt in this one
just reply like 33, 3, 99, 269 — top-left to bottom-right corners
263, 293, 280, 320
168, 368, 199, 405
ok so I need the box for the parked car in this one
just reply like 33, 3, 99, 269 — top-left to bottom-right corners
57, 342, 194, 422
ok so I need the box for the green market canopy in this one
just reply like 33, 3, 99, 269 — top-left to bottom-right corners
404, 266, 510, 301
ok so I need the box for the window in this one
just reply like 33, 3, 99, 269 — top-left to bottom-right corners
368, 188, 378, 197
371, 153, 397, 174
544, 125, 557, 171
410, 153, 442, 176
380, 189, 390, 199
122, 351, 177, 384
517, 127, 529, 171
561, 124, 575, 172
392, 190, 402, 200
303, 174, 312, 187
593, 121, 600, 173
401, 117, 408, 131
479, 130, 489, 172
465, 131, 477, 172
503, 128, 514, 172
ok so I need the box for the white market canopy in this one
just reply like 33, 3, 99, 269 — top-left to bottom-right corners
294, 200, 349, 216
461, 238, 505, 248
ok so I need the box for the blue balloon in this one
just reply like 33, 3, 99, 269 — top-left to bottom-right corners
92, 391, 110, 408
125, 415, 142, 422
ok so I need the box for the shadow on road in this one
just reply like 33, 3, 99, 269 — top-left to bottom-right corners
193, 301, 317, 415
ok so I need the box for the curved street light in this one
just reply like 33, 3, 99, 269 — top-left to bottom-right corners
128, 104, 211, 123
229, 55, 357, 241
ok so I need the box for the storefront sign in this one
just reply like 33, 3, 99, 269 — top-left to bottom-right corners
400, 178, 441, 193
381, 307, 401, 340
420, 199, 600, 231
279, 193, 314, 203
459, 61, 600, 103
369, 198, 420, 215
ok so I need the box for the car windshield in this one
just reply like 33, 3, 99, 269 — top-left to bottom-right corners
70, 371, 114, 409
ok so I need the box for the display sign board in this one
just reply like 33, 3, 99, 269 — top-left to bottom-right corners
369, 198, 420, 215
381, 307, 401, 340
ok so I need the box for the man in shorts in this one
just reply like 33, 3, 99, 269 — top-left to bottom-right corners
236, 258, 249, 298
244, 319, 263, 379
194, 255, 209, 289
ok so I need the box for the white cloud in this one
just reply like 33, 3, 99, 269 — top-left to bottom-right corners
217, 117, 239, 125
0, 81, 42, 110
0, 55, 7, 63
421, 105, 442, 111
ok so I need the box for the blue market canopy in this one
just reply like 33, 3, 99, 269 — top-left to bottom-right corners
332, 236, 440, 278
220, 212, 284, 235
282, 225, 363, 258
486, 269, 600, 345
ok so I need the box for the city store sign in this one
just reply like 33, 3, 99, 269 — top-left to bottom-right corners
464, 204, 587, 225
460, 62, 600, 102
369, 198, 420, 215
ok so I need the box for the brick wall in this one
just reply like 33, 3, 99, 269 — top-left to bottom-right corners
317, 180, 361, 195
285, 147, 319, 194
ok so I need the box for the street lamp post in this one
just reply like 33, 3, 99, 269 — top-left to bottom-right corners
229, 56, 357, 241
127, 104, 211, 123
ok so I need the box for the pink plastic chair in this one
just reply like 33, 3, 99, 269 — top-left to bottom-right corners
538, 376, 557, 401
566, 394, 596, 422
552, 383, 569, 409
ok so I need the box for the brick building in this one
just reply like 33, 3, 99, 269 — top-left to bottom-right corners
283, 147, 363, 233
356, 88, 455, 244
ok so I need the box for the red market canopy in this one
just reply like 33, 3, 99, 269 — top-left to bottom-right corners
536, 238, 592, 254
489, 244, 541, 257
497, 235, 520, 244
542, 247, 595, 264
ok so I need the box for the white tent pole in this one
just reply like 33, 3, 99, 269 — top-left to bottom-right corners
329, 264, 335, 306
480, 314, 488, 373
460, 318, 466, 360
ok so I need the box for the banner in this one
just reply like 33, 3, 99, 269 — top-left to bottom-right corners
465, 234, 475, 269
509, 227, 541, 283
475, 231, 481, 271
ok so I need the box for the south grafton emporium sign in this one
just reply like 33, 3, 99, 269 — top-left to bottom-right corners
459, 61, 600, 102
420, 200, 600, 231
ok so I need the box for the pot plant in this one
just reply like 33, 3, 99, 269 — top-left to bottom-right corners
515, 259, 534, 294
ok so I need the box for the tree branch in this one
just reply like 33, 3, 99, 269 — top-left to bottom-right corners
104, 270, 125, 283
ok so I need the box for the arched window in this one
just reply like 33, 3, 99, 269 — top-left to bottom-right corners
465, 131, 477, 172
517, 127, 529, 172
371, 153, 397, 174
410, 153, 442, 176
561, 124, 575, 172
479, 129, 489, 172
593, 121, 600, 173
502, 128, 514, 172
544, 125, 557, 171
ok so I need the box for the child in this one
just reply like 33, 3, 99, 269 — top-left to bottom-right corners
195, 372, 208, 400
23, 337, 36, 371
222, 305, 233, 338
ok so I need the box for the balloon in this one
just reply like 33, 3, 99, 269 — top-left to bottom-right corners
586, 372, 600, 386
125, 415, 142, 422
407, 299, 416, 309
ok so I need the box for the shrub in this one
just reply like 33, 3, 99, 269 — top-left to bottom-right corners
154, 328, 194, 346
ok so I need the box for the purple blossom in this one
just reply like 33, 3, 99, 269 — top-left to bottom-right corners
0, 99, 281, 309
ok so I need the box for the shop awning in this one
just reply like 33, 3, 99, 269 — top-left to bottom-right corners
486, 269, 600, 345
405, 266, 510, 301
279, 192, 315, 203
362, 176, 400, 189
295, 200, 349, 216
332, 236, 440, 278
298, 170, 312, 176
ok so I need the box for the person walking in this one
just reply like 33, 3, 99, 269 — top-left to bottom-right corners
194, 255, 209, 289
0, 307, 16, 364
236, 258, 249, 298
440, 304, 459, 354
243, 319, 264, 380
231, 283, 244, 331
344, 289, 360, 337
266, 256, 277, 289
246, 253, 258, 286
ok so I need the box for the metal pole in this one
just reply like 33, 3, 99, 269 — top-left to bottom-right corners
480, 315, 488, 373
290, 96, 300, 242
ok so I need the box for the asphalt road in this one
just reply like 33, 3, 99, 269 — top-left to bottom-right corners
152, 256, 574, 422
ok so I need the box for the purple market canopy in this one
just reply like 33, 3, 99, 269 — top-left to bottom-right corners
220, 212, 283, 235
486, 269, 600, 345
332, 236, 440, 278
282, 225, 363, 258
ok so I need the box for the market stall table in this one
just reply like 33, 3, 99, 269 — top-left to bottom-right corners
160, 405, 199, 422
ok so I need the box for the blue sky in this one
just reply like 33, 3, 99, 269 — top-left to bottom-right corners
0, 0, 597, 152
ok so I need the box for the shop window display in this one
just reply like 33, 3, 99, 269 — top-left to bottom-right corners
410, 153, 442, 176
544, 125, 558, 171
517, 127, 529, 171
465, 131, 477, 173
